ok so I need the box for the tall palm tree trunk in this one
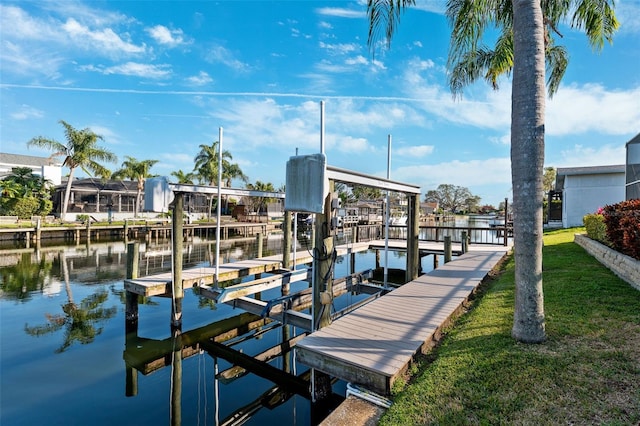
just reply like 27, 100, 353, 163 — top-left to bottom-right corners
61, 168, 76, 222
510, 0, 546, 343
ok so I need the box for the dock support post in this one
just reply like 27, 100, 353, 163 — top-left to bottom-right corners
124, 220, 129, 242
444, 236, 452, 263
503, 198, 509, 247
406, 193, 420, 281
86, 219, 91, 243
461, 230, 468, 254
433, 253, 439, 269
256, 233, 263, 258
125, 241, 140, 334
171, 193, 184, 330
283, 211, 291, 270
35, 218, 41, 242
313, 181, 335, 332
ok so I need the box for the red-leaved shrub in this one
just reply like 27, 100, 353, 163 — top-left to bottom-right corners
603, 199, 640, 260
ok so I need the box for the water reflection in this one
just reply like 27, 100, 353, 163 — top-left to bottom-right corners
0, 236, 341, 425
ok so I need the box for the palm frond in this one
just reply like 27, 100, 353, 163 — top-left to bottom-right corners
571, 0, 619, 51
367, 0, 416, 50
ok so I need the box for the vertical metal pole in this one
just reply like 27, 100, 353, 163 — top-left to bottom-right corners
293, 147, 299, 270
504, 197, 509, 246
384, 134, 391, 290
320, 101, 325, 154
215, 127, 223, 287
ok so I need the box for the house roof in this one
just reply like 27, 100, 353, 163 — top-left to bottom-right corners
555, 164, 625, 190
556, 165, 625, 176
626, 132, 640, 147
0, 152, 63, 167
55, 178, 137, 192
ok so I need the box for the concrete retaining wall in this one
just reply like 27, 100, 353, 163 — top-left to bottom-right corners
574, 233, 640, 291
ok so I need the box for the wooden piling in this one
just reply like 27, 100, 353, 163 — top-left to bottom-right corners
35, 218, 41, 242
444, 235, 452, 263
282, 211, 291, 270
406, 194, 420, 281
171, 193, 184, 330
461, 230, 468, 254
125, 241, 140, 334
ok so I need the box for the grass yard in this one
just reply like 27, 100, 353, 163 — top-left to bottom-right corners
380, 228, 640, 425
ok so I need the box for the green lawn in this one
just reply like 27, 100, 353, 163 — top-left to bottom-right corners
380, 228, 640, 425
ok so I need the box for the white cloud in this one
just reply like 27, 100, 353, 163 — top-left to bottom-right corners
546, 83, 640, 136
554, 144, 626, 168
617, 0, 640, 33
62, 18, 146, 55
315, 7, 366, 19
10, 105, 44, 120
394, 157, 512, 204
0, 5, 60, 41
319, 21, 333, 29
186, 71, 213, 86
83, 62, 172, 79
0, 40, 65, 79
205, 44, 250, 72
413, 41, 423, 48
319, 42, 358, 55
412, 1, 447, 15
345, 55, 368, 66
146, 25, 187, 47
396, 145, 434, 157
335, 136, 372, 153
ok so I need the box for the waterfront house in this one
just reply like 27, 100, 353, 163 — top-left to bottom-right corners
626, 133, 640, 200
0, 152, 62, 186
555, 164, 626, 228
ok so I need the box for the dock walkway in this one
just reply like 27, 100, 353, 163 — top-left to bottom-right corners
295, 246, 509, 396
124, 239, 464, 297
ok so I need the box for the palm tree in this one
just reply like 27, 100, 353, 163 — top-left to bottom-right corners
246, 181, 276, 214
170, 169, 196, 184
367, 0, 618, 343
112, 156, 158, 217
194, 141, 232, 186
27, 120, 117, 221
194, 141, 247, 217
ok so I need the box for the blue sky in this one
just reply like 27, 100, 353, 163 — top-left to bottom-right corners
1, 1, 639, 207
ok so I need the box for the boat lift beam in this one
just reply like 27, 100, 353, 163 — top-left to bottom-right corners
326, 165, 421, 195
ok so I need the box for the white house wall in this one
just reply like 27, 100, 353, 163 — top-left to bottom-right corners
562, 173, 625, 227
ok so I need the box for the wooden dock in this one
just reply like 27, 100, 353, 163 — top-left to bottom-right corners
295, 246, 509, 396
123, 239, 465, 298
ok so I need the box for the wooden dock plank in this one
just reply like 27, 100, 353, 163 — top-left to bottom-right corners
295, 247, 509, 395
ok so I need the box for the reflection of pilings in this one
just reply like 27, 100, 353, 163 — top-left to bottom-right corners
170, 330, 182, 426
216, 331, 306, 384
123, 312, 270, 375
219, 370, 311, 426
200, 339, 310, 398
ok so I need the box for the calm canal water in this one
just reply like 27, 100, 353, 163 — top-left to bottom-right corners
0, 232, 419, 426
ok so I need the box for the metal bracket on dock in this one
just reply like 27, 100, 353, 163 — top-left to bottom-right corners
346, 383, 392, 409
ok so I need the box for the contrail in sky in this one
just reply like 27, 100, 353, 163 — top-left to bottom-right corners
0, 83, 480, 104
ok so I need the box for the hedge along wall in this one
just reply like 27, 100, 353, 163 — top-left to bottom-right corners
574, 234, 640, 291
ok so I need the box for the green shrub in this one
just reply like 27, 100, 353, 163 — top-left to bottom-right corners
77, 214, 90, 223
1, 197, 42, 219
37, 199, 53, 216
583, 213, 607, 243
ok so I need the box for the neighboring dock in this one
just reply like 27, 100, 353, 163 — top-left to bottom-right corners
123, 239, 465, 299
295, 246, 509, 396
